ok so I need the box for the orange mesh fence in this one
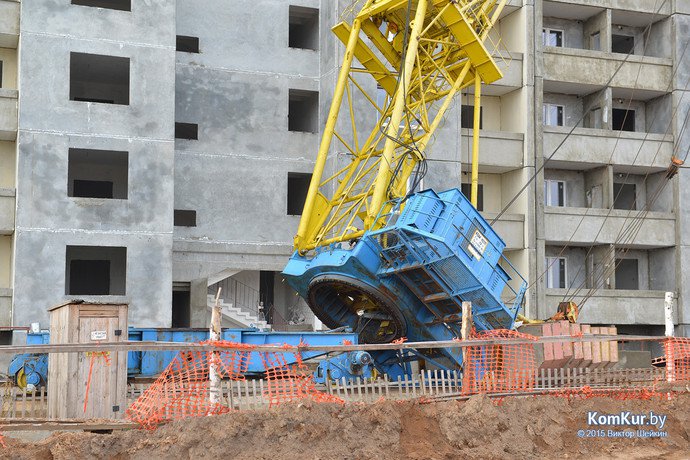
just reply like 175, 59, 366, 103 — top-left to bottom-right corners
126, 341, 342, 429
462, 329, 538, 395
664, 337, 690, 382
126, 341, 254, 429
554, 385, 662, 401
260, 352, 344, 407
84, 351, 112, 413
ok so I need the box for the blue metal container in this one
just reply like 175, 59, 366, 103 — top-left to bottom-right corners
9, 328, 360, 387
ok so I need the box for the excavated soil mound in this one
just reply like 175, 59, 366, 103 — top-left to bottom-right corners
1, 394, 688, 460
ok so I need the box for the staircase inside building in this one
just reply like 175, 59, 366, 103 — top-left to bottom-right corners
207, 275, 270, 330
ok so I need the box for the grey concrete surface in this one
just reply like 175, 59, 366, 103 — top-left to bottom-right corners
0, 0, 688, 339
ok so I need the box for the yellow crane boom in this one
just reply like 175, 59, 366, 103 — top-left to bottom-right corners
294, 0, 507, 254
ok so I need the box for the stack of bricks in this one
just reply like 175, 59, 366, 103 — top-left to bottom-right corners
520, 321, 619, 369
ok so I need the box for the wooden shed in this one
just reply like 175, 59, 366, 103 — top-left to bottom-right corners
47, 301, 128, 419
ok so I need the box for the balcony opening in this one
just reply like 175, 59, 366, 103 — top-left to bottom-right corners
287, 172, 311, 215
542, 28, 563, 47
613, 182, 637, 210
546, 257, 567, 289
612, 34, 635, 54
544, 180, 566, 207
172, 286, 191, 328
68, 149, 128, 199
615, 258, 639, 290
70, 52, 130, 105
288, 89, 319, 133
460, 105, 483, 129
289, 6, 319, 51
65, 245, 126, 295
543, 104, 563, 127
460, 183, 484, 211
174, 209, 197, 227
612, 108, 635, 132
176, 36, 200, 53
175, 122, 198, 140
71, 0, 131, 11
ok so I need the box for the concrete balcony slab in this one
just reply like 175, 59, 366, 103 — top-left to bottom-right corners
544, 207, 675, 248
545, 288, 671, 325
543, 48, 672, 97
544, 0, 671, 19
543, 127, 672, 171
482, 212, 524, 250
459, 129, 524, 173
0, 89, 18, 141
0, 1, 19, 49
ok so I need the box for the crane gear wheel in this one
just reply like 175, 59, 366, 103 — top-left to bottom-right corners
307, 275, 406, 344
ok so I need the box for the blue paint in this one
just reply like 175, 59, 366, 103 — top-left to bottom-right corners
9, 328, 360, 387
283, 188, 527, 374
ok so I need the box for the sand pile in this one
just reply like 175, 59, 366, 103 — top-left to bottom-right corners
1, 393, 688, 459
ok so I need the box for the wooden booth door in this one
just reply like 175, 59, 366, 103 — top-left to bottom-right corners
77, 315, 122, 419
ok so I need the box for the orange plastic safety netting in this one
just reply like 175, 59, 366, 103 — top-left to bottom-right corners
126, 341, 255, 429
260, 351, 344, 407
664, 337, 690, 382
554, 385, 662, 401
462, 329, 538, 395
126, 341, 342, 429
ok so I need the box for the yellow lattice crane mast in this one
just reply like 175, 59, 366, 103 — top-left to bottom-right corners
283, 0, 526, 375
294, 0, 507, 254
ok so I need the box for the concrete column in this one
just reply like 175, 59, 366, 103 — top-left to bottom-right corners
190, 277, 209, 328
672, 8, 690, 336
584, 9, 611, 53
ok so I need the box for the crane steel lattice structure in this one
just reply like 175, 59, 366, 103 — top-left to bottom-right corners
294, 0, 507, 254
284, 0, 526, 377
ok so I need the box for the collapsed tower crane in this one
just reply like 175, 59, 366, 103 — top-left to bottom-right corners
283, 0, 527, 376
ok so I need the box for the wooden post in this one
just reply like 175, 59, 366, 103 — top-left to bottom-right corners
209, 288, 222, 407
461, 302, 473, 389
461, 302, 473, 340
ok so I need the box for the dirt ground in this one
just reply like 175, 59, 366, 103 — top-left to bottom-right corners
0, 393, 688, 460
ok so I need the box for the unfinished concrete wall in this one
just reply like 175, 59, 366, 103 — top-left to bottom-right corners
584, 166, 610, 209
13, 0, 175, 330
543, 169, 586, 207
645, 94, 672, 134
172, 0, 327, 286
544, 245, 587, 290
542, 93, 583, 127
584, 10, 610, 52
542, 17, 584, 49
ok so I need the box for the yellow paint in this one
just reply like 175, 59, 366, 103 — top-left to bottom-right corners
294, 0, 508, 253
0, 48, 18, 89
0, 141, 16, 189
0, 235, 12, 288
471, 74, 481, 208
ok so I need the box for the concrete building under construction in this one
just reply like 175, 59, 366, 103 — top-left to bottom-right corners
0, 0, 689, 343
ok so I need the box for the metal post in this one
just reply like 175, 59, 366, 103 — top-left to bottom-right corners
209, 288, 222, 406
471, 74, 481, 208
